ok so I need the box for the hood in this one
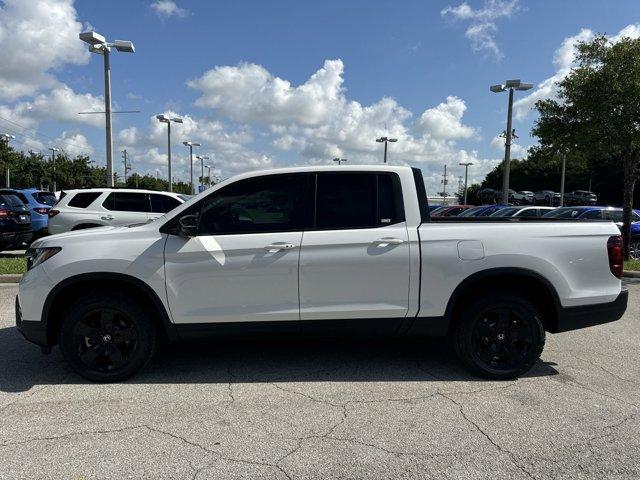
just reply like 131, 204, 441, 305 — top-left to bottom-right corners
32, 225, 122, 248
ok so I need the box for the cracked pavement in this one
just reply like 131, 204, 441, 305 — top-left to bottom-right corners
1, 283, 639, 479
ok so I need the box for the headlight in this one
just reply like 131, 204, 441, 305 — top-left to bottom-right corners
26, 247, 61, 270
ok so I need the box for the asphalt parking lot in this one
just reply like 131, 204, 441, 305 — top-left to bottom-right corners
0, 283, 638, 479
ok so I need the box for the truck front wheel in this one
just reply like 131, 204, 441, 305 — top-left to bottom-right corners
59, 292, 158, 382
453, 294, 545, 380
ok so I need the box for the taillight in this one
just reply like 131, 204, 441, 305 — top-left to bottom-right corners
607, 235, 623, 279
0, 209, 8, 218
34, 207, 49, 215
48, 209, 60, 218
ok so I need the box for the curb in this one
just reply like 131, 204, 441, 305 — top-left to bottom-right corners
623, 270, 640, 278
0, 274, 22, 283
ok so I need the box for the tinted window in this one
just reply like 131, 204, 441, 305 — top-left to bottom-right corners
14, 192, 29, 204
198, 173, 310, 235
489, 207, 519, 217
103, 192, 150, 212
68, 192, 101, 208
34, 192, 57, 206
150, 194, 181, 213
517, 208, 539, 217
316, 173, 377, 229
582, 209, 604, 220
376, 173, 404, 225
603, 210, 623, 222
542, 207, 583, 218
0, 194, 24, 208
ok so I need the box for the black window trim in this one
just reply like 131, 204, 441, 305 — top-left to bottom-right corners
160, 170, 406, 236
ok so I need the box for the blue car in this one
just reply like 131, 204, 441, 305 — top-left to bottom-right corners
14, 188, 57, 239
458, 204, 509, 217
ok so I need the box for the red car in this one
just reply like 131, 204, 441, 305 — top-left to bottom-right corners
431, 205, 473, 217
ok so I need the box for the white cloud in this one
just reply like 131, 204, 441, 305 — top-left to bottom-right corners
490, 134, 529, 158
0, 0, 89, 101
514, 24, 640, 119
53, 131, 94, 157
441, 0, 519, 59
189, 58, 497, 194
150, 0, 189, 18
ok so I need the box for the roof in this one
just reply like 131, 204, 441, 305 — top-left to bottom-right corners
60, 188, 182, 196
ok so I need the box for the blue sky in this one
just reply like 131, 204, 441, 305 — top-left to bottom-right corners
1, 0, 639, 193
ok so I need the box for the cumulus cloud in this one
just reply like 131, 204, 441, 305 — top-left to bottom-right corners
150, 0, 189, 18
53, 131, 94, 157
441, 0, 519, 59
514, 23, 640, 119
188, 58, 497, 194
0, 0, 89, 101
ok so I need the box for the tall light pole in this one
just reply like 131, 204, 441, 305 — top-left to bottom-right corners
156, 115, 183, 192
1, 134, 15, 187
204, 164, 213, 186
375, 136, 398, 163
79, 31, 135, 187
183, 141, 201, 195
196, 155, 209, 190
122, 149, 131, 184
48, 147, 60, 192
490, 79, 533, 204
459, 162, 473, 205
333, 157, 347, 165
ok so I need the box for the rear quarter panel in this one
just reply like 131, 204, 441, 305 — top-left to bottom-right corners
417, 220, 621, 317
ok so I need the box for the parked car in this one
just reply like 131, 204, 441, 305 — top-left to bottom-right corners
477, 188, 499, 204
458, 204, 508, 217
14, 188, 56, 240
17, 166, 627, 382
431, 205, 473, 217
563, 190, 598, 206
0, 189, 32, 250
47, 188, 186, 234
509, 190, 532, 205
489, 206, 556, 218
534, 190, 561, 206
519, 191, 534, 203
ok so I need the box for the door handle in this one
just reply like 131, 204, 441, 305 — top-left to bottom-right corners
101, 215, 114, 221
373, 237, 404, 246
264, 242, 296, 253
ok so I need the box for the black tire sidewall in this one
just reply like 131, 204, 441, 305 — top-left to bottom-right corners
59, 292, 157, 382
454, 294, 545, 380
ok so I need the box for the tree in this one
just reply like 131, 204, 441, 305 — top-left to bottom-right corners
532, 35, 640, 258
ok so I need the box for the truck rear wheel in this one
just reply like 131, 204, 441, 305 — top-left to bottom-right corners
59, 292, 158, 382
453, 294, 545, 380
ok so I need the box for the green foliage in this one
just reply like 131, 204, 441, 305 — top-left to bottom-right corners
0, 257, 26, 274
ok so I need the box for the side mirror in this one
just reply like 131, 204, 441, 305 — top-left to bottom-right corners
178, 214, 198, 237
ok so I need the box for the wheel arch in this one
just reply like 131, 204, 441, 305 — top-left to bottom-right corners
42, 272, 178, 346
444, 267, 562, 334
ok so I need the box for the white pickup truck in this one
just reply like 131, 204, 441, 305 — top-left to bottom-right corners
16, 166, 628, 381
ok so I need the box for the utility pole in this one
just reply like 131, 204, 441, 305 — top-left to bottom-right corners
559, 150, 566, 207
48, 147, 60, 192
122, 149, 130, 184
459, 162, 473, 205
1, 134, 15, 187
441, 164, 448, 204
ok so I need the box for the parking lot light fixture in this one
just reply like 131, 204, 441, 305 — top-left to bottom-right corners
333, 157, 347, 165
491, 79, 533, 204
79, 30, 135, 187
183, 142, 201, 195
375, 137, 398, 163
196, 155, 210, 190
459, 162, 473, 205
156, 115, 183, 192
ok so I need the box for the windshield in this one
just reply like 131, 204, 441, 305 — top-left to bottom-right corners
489, 207, 520, 217
542, 207, 584, 218
34, 191, 57, 206
0, 194, 25, 209
458, 206, 487, 217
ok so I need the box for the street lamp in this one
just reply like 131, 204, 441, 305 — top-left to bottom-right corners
48, 147, 60, 192
490, 79, 533, 204
183, 141, 201, 195
333, 157, 347, 165
375, 136, 398, 163
1, 134, 15, 187
156, 114, 183, 192
459, 162, 473, 204
79, 31, 135, 187
196, 155, 210, 191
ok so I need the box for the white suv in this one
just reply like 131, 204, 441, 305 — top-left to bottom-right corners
48, 188, 186, 234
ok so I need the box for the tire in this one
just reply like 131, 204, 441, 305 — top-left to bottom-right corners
452, 294, 545, 380
59, 291, 158, 382
630, 239, 640, 261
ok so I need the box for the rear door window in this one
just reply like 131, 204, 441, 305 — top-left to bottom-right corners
68, 192, 102, 208
150, 194, 182, 213
103, 192, 151, 212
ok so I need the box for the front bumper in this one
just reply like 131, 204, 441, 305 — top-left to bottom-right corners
15, 296, 48, 347
555, 288, 628, 333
